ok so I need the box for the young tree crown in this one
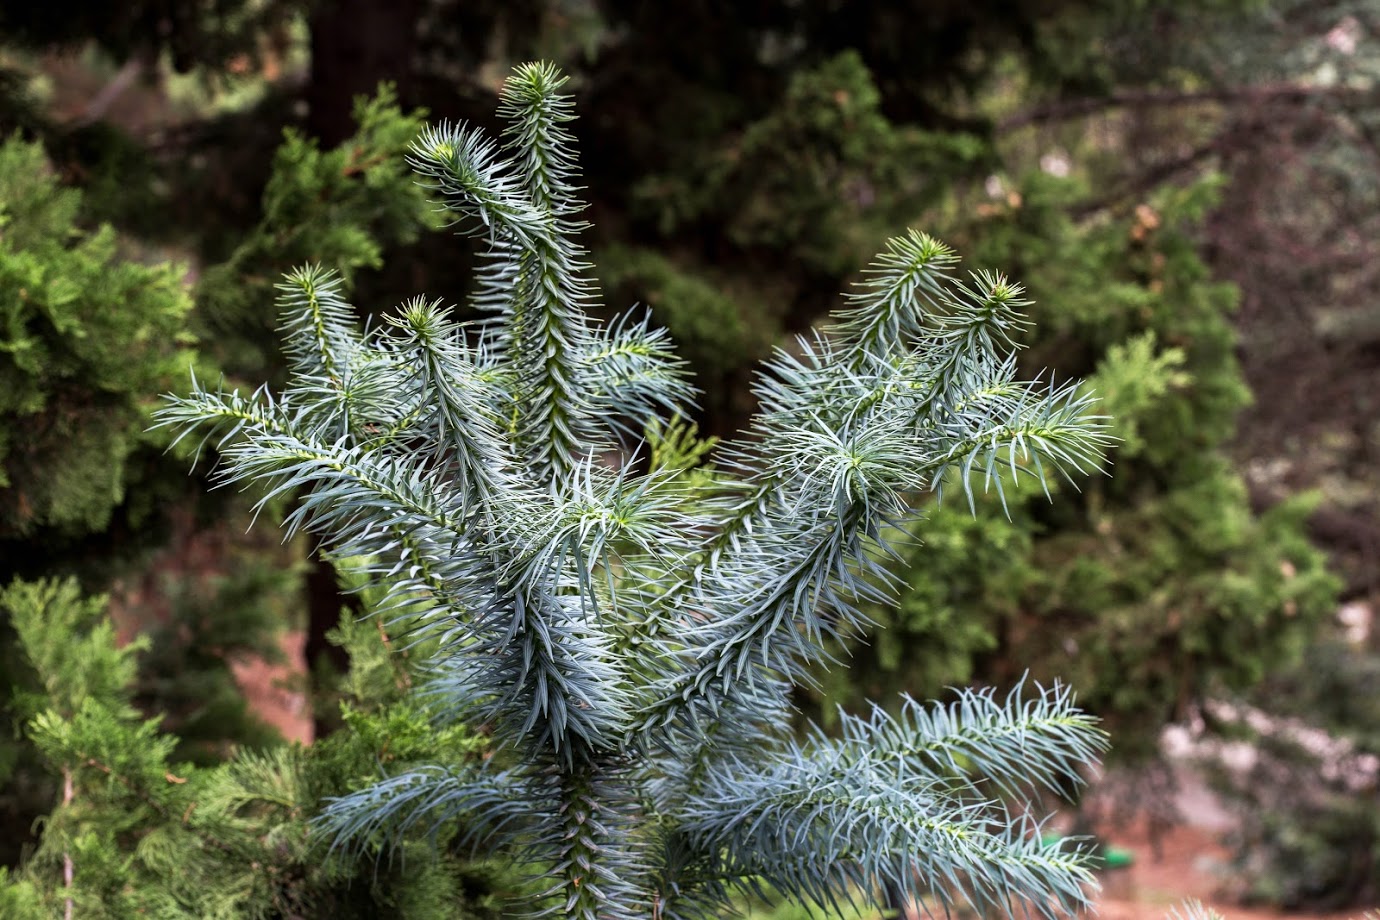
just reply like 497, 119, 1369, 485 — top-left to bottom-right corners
157, 61, 1113, 920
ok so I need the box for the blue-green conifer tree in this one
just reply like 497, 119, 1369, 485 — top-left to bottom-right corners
159, 63, 1115, 919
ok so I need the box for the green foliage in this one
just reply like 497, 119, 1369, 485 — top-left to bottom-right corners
737, 888, 878, 920
0, 130, 260, 867
597, 245, 761, 378
7, 578, 143, 716
644, 415, 719, 495
195, 85, 437, 376
159, 63, 1113, 920
632, 51, 984, 278
0, 133, 195, 543
0, 576, 505, 919
0, 8, 1349, 913
0, 867, 44, 920
818, 171, 1337, 759
0, 79, 466, 874
601, 51, 989, 427
1088, 331, 1189, 458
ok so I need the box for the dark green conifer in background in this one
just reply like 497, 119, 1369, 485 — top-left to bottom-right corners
0, 134, 195, 554
0, 576, 507, 919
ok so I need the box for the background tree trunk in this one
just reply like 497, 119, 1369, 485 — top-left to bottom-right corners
303, 545, 356, 738
303, 0, 422, 735
306, 0, 423, 146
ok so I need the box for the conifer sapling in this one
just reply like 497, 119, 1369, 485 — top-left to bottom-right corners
157, 62, 1114, 919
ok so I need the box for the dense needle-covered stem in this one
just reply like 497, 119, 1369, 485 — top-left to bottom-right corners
157, 63, 1115, 919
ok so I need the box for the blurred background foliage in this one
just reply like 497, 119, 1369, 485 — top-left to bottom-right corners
0, 0, 1376, 912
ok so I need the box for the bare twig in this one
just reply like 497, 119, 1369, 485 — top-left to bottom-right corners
62, 768, 73, 920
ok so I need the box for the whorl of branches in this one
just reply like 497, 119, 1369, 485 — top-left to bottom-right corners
158, 62, 1113, 920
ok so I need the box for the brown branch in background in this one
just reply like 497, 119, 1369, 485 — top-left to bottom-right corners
999, 82, 1379, 132
1069, 81, 1379, 221
1072, 138, 1224, 220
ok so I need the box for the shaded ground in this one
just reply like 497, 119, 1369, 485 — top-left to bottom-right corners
1090, 820, 1356, 920
1076, 757, 1370, 920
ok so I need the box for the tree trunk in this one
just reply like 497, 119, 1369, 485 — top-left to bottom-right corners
303, 545, 356, 738
301, 0, 422, 734
306, 0, 423, 145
